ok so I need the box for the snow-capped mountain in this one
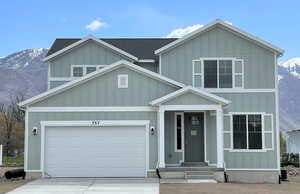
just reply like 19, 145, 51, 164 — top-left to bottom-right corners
0, 48, 299, 131
0, 49, 48, 104
278, 58, 300, 131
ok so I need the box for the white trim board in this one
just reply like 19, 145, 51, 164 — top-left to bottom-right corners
40, 120, 150, 177
155, 20, 284, 55
44, 35, 138, 62
150, 86, 231, 106
19, 60, 185, 107
28, 106, 157, 112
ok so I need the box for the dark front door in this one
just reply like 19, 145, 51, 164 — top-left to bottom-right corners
184, 112, 205, 162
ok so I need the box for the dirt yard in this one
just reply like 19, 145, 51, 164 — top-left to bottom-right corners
0, 167, 31, 194
160, 176, 300, 194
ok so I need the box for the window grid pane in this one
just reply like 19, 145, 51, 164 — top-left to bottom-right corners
176, 114, 182, 150
73, 67, 83, 77
233, 115, 247, 149
219, 60, 233, 88
204, 60, 218, 88
248, 115, 262, 149
86, 66, 97, 74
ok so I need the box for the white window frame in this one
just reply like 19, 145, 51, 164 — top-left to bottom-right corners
71, 65, 84, 77
230, 112, 265, 152
174, 112, 184, 152
118, 74, 128, 88
71, 65, 106, 77
192, 58, 244, 89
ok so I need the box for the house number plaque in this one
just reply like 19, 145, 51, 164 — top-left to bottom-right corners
91, 120, 102, 126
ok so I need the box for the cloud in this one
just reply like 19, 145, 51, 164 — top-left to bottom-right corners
166, 24, 204, 38
85, 18, 107, 31
166, 21, 233, 38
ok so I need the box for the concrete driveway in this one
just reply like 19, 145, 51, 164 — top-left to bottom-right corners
7, 178, 159, 194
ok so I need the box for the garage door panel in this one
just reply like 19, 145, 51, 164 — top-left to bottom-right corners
44, 125, 147, 177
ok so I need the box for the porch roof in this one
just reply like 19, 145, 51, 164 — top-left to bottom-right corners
149, 86, 231, 106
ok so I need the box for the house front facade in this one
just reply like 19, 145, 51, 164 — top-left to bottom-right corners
19, 20, 284, 183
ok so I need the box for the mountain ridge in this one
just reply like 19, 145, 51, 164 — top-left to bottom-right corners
0, 48, 299, 131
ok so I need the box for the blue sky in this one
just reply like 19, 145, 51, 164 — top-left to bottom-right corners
0, 0, 299, 61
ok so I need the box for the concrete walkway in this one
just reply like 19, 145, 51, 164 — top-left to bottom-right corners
7, 178, 159, 194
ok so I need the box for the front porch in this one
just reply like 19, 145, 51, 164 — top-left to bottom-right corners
150, 86, 231, 170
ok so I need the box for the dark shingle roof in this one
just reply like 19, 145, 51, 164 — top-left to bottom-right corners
46, 38, 177, 61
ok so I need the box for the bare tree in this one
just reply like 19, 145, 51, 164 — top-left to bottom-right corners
0, 94, 25, 156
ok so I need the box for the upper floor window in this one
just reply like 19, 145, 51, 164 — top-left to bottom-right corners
71, 65, 105, 77
193, 58, 243, 89
233, 114, 262, 150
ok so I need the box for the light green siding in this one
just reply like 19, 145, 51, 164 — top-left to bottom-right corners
164, 111, 183, 164
161, 25, 275, 89
33, 67, 179, 107
49, 81, 69, 89
163, 92, 218, 105
49, 40, 133, 78
27, 112, 157, 170
217, 92, 278, 169
206, 112, 217, 164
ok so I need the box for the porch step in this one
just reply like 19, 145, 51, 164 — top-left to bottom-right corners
185, 171, 214, 179
182, 162, 208, 167
160, 178, 217, 184
159, 167, 224, 172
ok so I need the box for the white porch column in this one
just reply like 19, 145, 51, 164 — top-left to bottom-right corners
158, 107, 165, 168
216, 107, 224, 168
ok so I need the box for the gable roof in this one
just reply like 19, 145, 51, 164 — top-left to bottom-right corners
43, 36, 139, 62
18, 60, 185, 107
149, 86, 231, 106
45, 37, 177, 61
155, 20, 284, 55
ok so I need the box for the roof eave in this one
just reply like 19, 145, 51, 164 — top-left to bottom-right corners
155, 20, 284, 56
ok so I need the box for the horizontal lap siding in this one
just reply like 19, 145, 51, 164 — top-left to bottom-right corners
27, 111, 157, 171
161, 26, 275, 89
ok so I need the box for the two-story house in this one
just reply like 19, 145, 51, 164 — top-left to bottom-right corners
19, 20, 284, 183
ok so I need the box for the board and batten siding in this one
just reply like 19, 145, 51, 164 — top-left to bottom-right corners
33, 67, 179, 107
27, 112, 157, 171
160, 26, 276, 89
163, 92, 277, 169
48, 40, 134, 87
218, 92, 278, 169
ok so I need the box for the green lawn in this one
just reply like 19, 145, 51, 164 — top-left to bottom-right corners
2, 156, 24, 167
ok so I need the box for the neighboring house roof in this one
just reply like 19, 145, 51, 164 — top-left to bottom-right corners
150, 86, 231, 106
45, 37, 177, 61
18, 60, 185, 107
155, 19, 284, 55
286, 129, 300, 133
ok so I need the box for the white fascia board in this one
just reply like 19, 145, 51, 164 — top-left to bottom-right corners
18, 60, 185, 107
43, 35, 138, 62
28, 106, 156, 112
138, 59, 156, 63
150, 86, 231, 106
155, 20, 284, 55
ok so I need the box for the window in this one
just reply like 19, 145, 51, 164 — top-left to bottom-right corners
219, 60, 233, 88
192, 58, 243, 89
86, 66, 97, 74
233, 114, 263, 150
175, 112, 184, 152
72, 66, 83, 77
118, 74, 128, 88
71, 65, 106, 77
204, 60, 218, 88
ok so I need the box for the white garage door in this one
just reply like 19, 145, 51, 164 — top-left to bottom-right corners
44, 125, 146, 177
